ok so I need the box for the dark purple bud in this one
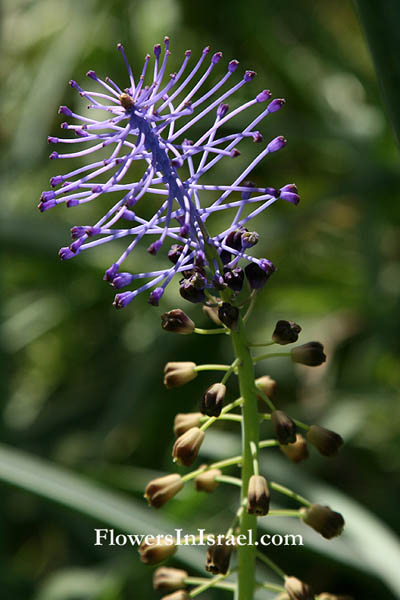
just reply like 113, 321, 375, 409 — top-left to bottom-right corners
252, 131, 263, 143
219, 249, 232, 265
112, 272, 135, 289
66, 199, 79, 207
70, 239, 82, 254
271, 410, 297, 445
225, 226, 247, 251
203, 46, 210, 55
245, 261, 275, 290
212, 52, 223, 64
113, 291, 134, 309
161, 309, 195, 335
104, 263, 119, 282
179, 223, 189, 237
280, 183, 298, 194
147, 240, 162, 255
153, 43, 161, 58
280, 191, 300, 205
148, 287, 164, 306
301, 504, 345, 539
71, 226, 87, 239
268, 98, 285, 112
86, 70, 97, 80
164, 36, 170, 49
223, 267, 244, 292
272, 320, 302, 345
306, 425, 343, 457
217, 103, 229, 118
212, 272, 227, 291
256, 89, 272, 102
194, 251, 205, 267
47, 136, 58, 144
264, 187, 279, 198
38, 200, 56, 212
59, 246, 75, 260
179, 276, 206, 304
49, 152, 59, 160
61, 122, 69, 129
228, 59, 239, 72
91, 185, 103, 194
218, 303, 239, 329
201, 383, 226, 417
41, 190, 56, 202
241, 231, 259, 249
230, 148, 240, 157
121, 208, 136, 221
185, 49, 192, 57
58, 105, 73, 116
291, 342, 326, 366
168, 244, 184, 264
205, 536, 233, 575
50, 175, 64, 187
267, 136, 287, 153
171, 157, 184, 168
69, 79, 79, 89
86, 226, 101, 236
244, 70, 256, 82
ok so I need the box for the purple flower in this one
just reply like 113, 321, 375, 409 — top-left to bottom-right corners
40, 37, 299, 308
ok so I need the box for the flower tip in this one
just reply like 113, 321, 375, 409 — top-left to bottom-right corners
69, 79, 79, 89
230, 148, 240, 157
228, 59, 239, 72
164, 36, 170, 47
148, 287, 164, 306
244, 70, 257, 82
185, 49, 192, 57
212, 51, 223, 64
113, 291, 134, 309
154, 43, 162, 57
50, 175, 64, 187
47, 136, 58, 144
203, 45, 210, 54
59, 246, 75, 260
268, 98, 286, 112
267, 136, 287, 153
147, 240, 162, 255
58, 105, 73, 116
104, 263, 119, 282
256, 89, 272, 102
49, 151, 59, 160
86, 69, 97, 80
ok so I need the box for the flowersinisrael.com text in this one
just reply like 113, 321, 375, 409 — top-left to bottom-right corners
94, 528, 304, 547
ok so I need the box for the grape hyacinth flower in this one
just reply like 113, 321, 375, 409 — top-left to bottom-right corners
39, 37, 299, 309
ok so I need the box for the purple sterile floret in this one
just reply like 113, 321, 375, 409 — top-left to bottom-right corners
40, 37, 299, 308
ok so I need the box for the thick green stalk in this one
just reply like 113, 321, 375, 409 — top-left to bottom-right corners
231, 316, 259, 600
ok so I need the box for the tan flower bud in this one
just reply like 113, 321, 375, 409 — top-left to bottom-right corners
202, 304, 222, 325
291, 342, 326, 366
271, 410, 297, 445
164, 362, 197, 389
246, 474, 270, 515
161, 309, 195, 334
306, 425, 343, 457
256, 375, 277, 398
138, 537, 176, 565
161, 592, 190, 600
280, 434, 309, 463
172, 427, 205, 467
145, 474, 183, 509
275, 595, 290, 600
301, 503, 345, 539
205, 536, 233, 574
153, 567, 188, 591
174, 412, 203, 438
195, 467, 221, 492
200, 383, 226, 417
318, 594, 354, 600
284, 575, 314, 600
272, 320, 301, 344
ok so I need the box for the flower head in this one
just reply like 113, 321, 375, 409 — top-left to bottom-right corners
40, 38, 298, 308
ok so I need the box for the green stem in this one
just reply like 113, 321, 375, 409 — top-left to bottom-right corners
248, 340, 275, 347
189, 572, 235, 596
194, 327, 228, 335
268, 509, 303, 517
231, 316, 259, 600
216, 475, 242, 487
270, 481, 311, 507
195, 363, 231, 372
253, 351, 290, 364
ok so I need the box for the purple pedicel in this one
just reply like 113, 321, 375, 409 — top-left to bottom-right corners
41, 38, 299, 307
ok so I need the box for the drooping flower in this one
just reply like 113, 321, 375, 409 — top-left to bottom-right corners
40, 37, 299, 308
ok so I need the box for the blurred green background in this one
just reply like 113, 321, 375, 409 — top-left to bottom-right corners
1, 0, 400, 599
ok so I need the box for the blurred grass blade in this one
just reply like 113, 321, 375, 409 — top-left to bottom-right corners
0, 443, 205, 569
355, 0, 400, 148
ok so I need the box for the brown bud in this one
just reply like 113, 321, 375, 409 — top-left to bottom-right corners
205, 536, 233, 574
172, 427, 205, 467
139, 538, 176, 565
161, 592, 190, 600
164, 362, 197, 389
145, 474, 183, 509
174, 412, 203, 438
218, 302, 239, 329
301, 504, 345, 539
271, 410, 297, 445
202, 304, 222, 325
161, 309, 195, 334
119, 93, 134, 110
280, 434, 309, 463
195, 467, 222, 492
247, 474, 270, 515
291, 342, 326, 366
200, 383, 226, 417
306, 425, 343, 457
153, 567, 188, 591
272, 320, 302, 345
284, 575, 314, 600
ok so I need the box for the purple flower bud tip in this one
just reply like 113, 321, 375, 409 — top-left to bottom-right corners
217, 103, 229, 117
148, 287, 164, 306
122, 208, 135, 221
70, 239, 83, 253
267, 136, 287, 153
86, 70, 97, 80
92, 185, 103, 194
75, 128, 89, 138
280, 191, 300, 205
48, 136, 58, 144
58, 105, 73, 116
171, 157, 184, 168
113, 291, 134, 309
281, 183, 298, 194
179, 224, 189, 237
41, 190, 56, 202
185, 49, 191, 57
61, 122, 69, 129
38, 200, 56, 212
264, 187, 279, 198
59, 246, 75, 260
259, 258, 276, 272
86, 226, 101, 236
230, 148, 240, 158
117, 43, 124, 52
49, 152, 59, 160
228, 60, 239, 72
112, 272, 134, 289
50, 176, 64, 187
164, 36, 170, 48
154, 44, 161, 57
71, 226, 87, 239
147, 240, 162, 255
268, 98, 285, 113
244, 70, 257, 82
69, 80, 79, 89
256, 89, 272, 102
212, 52, 223, 64
104, 263, 119, 282
252, 131, 263, 143
203, 46, 210, 55
66, 199, 79, 207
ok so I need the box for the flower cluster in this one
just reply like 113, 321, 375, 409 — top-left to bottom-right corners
40, 37, 299, 308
